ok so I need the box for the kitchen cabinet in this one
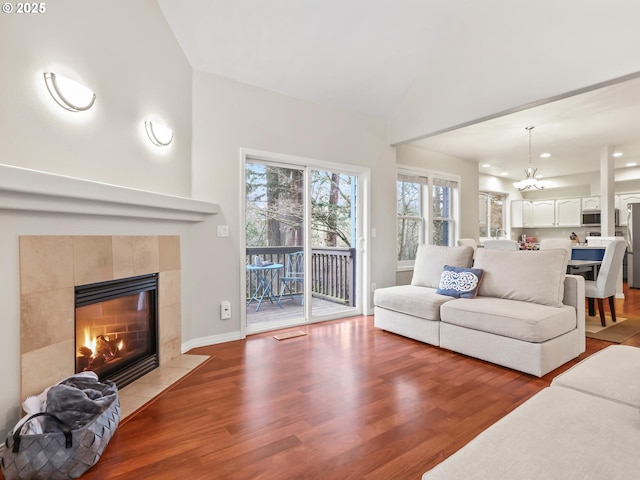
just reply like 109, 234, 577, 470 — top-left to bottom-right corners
532, 200, 555, 227
511, 200, 533, 228
514, 198, 580, 227
582, 196, 600, 210
555, 198, 581, 227
617, 193, 640, 226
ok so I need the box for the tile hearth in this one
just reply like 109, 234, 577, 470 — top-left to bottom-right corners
118, 353, 209, 419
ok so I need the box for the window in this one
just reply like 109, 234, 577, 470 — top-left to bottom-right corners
397, 175, 425, 262
479, 191, 507, 239
432, 179, 455, 247
397, 170, 459, 267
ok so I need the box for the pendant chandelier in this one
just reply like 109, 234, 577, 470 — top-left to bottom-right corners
514, 126, 544, 191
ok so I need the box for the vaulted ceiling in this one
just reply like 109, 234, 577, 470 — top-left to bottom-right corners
158, 0, 640, 181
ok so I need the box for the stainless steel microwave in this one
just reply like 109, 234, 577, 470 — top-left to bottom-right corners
581, 209, 619, 227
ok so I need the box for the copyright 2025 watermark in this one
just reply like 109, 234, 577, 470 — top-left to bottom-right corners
2, 2, 47, 14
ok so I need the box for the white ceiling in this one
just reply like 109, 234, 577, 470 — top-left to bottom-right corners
158, 0, 640, 181
411, 76, 640, 181
158, 0, 466, 118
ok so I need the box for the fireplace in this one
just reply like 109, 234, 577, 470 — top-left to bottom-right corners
75, 273, 159, 388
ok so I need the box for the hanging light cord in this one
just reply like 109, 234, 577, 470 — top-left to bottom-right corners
526, 125, 534, 172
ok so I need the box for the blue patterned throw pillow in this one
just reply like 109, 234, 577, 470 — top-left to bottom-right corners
436, 265, 484, 298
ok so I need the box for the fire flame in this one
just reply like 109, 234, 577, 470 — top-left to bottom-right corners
84, 328, 96, 355
82, 329, 124, 355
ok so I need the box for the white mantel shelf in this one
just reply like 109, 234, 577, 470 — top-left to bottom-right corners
0, 164, 220, 222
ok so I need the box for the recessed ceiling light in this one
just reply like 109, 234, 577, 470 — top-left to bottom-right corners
481, 163, 491, 168
501, 172, 508, 176
535, 174, 544, 179
627, 162, 637, 167
539, 153, 551, 158
613, 152, 623, 157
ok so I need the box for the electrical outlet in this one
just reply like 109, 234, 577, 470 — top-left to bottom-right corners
220, 301, 231, 319
371, 283, 376, 293
217, 225, 229, 237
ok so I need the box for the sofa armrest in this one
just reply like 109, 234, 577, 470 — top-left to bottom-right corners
564, 274, 586, 353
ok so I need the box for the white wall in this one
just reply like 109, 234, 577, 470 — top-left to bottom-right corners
389, 0, 640, 144
189, 71, 398, 338
0, 0, 192, 196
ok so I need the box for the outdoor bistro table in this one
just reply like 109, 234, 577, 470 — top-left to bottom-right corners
246, 263, 284, 311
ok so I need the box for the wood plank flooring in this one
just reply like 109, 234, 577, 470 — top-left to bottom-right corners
21, 287, 640, 479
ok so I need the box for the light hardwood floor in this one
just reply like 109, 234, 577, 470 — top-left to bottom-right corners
26, 287, 640, 479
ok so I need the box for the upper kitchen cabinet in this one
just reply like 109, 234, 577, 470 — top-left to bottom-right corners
617, 193, 640, 225
511, 199, 533, 228
582, 196, 600, 210
511, 198, 581, 227
532, 200, 555, 227
555, 198, 581, 227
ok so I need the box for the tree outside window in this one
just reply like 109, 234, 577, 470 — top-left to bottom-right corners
432, 180, 454, 246
245, 162, 355, 248
397, 178, 423, 261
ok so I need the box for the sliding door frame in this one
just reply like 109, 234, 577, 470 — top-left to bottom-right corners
239, 148, 371, 337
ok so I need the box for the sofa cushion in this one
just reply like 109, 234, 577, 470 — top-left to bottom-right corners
473, 248, 569, 307
411, 245, 474, 288
374, 285, 455, 321
440, 297, 577, 342
552, 345, 640, 408
422, 387, 640, 480
436, 266, 484, 298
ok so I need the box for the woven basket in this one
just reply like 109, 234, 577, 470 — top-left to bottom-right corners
1, 395, 120, 480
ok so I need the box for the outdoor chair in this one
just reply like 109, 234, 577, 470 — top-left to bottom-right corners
279, 251, 304, 304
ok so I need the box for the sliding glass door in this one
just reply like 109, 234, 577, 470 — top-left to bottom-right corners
309, 169, 358, 319
244, 156, 363, 333
245, 162, 305, 329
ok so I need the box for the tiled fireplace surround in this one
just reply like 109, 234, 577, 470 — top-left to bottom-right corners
19, 235, 183, 403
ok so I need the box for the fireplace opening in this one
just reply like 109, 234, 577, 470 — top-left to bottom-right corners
75, 273, 159, 389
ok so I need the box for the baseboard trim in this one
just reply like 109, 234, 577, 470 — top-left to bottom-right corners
181, 331, 244, 352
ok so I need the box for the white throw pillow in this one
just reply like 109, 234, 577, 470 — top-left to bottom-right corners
473, 248, 569, 307
411, 245, 474, 289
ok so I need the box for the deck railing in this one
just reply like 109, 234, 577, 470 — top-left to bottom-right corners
245, 247, 356, 306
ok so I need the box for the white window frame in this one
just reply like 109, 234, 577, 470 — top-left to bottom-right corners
479, 190, 508, 242
397, 166, 461, 270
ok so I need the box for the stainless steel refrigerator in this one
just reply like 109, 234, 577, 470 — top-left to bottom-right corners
628, 203, 640, 288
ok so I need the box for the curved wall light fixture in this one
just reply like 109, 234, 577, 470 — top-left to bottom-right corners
43, 72, 96, 112
144, 121, 173, 147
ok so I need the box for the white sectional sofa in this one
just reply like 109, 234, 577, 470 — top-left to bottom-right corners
374, 244, 586, 376
422, 345, 640, 479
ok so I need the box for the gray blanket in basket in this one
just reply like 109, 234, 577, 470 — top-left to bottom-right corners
45, 374, 118, 429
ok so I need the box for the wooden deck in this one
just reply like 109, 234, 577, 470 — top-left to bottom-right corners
246, 295, 355, 326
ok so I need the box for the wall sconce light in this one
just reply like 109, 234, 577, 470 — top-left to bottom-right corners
43, 72, 96, 112
144, 121, 173, 147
